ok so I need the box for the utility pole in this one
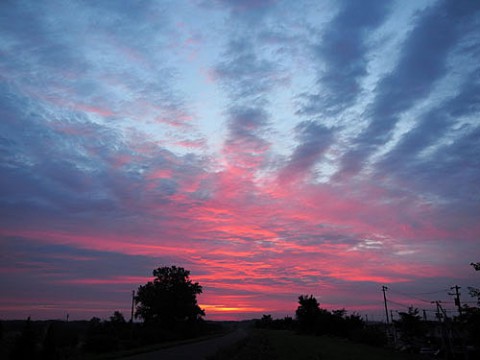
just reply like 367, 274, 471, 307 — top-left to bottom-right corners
450, 285, 462, 315
433, 300, 453, 358
433, 301, 441, 321
130, 290, 135, 323
382, 286, 390, 325
433, 300, 446, 357
382, 285, 395, 345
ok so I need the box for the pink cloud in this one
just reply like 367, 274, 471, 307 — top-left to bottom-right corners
56, 276, 151, 286
2, 133, 476, 320
147, 168, 173, 180
175, 138, 206, 149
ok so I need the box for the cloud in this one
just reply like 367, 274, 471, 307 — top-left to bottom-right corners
198, 0, 278, 21
300, 0, 391, 116
1, 0, 479, 321
223, 106, 271, 167
377, 69, 480, 176
337, 0, 480, 178
278, 121, 334, 183
213, 37, 284, 101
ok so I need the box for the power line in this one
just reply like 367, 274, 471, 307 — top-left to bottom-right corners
423, 309, 457, 313
402, 289, 450, 296
388, 288, 442, 304
386, 298, 458, 314
387, 299, 413, 309
380, 285, 474, 320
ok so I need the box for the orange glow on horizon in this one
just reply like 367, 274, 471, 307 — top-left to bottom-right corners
201, 304, 267, 313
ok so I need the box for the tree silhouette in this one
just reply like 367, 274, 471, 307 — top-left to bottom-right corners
135, 266, 205, 328
394, 307, 425, 350
109, 311, 126, 325
469, 261, 480, 305
296, 295, 326, 334
256, 314, 273, 328
462, 261, 480, 347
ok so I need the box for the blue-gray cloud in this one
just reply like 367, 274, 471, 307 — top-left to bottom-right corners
225, 106, 270, 152
338, 0, 480, 177
278, 121, 334, 183
300, 0, 391, 116
214, 37, 282, 101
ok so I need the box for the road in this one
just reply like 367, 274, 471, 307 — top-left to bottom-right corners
122, 328, 248, 360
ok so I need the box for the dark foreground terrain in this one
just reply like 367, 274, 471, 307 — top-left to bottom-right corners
0, 318, 228, 359
123, 327, 248, 360
208, 329, 422, 360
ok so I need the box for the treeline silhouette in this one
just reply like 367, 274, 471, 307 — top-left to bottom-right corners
256, 295, 387, 347
255, 292, 480, 358
0, 313, 220, 359
1, 317, 81, 360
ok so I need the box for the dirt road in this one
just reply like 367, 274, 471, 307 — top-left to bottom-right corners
122, 328, 248, 360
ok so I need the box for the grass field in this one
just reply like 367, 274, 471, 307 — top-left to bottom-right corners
267, 330, 421, 360
210, 330, 421, 360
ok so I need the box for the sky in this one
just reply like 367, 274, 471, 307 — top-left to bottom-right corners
1, 0, 479, 322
